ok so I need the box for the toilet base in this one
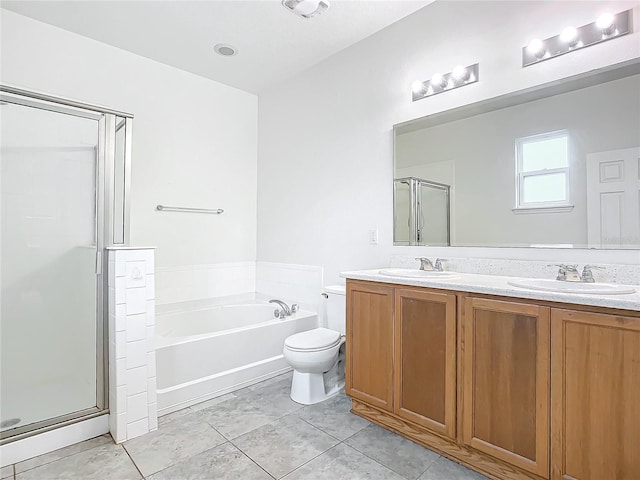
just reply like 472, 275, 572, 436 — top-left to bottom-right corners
290, 370, 344, 405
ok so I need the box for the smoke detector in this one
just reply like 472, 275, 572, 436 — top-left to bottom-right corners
282, 0, 330, 19
214, 43, 238, 57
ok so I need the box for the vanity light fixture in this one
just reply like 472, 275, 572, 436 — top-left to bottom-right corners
282, 0, 330, 19
560, 27, 579, 47
430, 72, 448, 90
522, 9, 631, 67
451, 64, 470, 83
526, 38, 546, 59
596, 12, 616, 35
411, 63, 479, 102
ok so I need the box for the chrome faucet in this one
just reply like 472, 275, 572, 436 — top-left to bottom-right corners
551, 264, 605, 283
551, 264, 581, 282
416, 257, 434, 271
580, 265, 604, 283
269, 299, 298, 318
415, 257, 445, 272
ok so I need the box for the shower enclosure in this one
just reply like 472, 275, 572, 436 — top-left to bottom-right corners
394, 177, 450, 246
0, 86, 132, 442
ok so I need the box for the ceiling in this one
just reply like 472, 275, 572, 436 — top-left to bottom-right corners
2, 0, 432, 94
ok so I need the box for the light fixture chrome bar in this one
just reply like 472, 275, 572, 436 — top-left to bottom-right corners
522, 9, 631, 67
156, 205, 224, 214
412, 63, 479, 102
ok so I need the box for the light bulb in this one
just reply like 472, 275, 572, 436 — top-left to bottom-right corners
431, 72, 447, 89
596, 12, 615, 33
560, 26, 578, 46
451, 65, 469, 82
526, 38, 546, 59
411, 80, 426, 95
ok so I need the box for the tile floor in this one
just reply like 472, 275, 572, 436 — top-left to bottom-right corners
2, 373, 489, 480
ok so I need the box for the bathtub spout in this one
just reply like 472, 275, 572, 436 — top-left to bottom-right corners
269, 299, 291, 317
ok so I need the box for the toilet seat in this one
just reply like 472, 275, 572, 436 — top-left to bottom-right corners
284, 328, 341, 352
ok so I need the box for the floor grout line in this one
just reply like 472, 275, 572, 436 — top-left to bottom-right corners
121, 443, 145, 479
272, 442, 339, 480
342, 435, 421, 480
227, 438, 276, 480
294, 415, 347, 443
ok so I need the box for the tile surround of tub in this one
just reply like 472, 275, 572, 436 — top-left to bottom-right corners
390, 255, 640, 285
107, 248, 157, 444
155, 262, 255, 305
255, 262, 324, 320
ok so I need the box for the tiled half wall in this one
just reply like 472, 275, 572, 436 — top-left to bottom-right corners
107, 248, 157, 443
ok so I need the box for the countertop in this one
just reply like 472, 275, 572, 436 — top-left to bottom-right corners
340, 269, 640, 312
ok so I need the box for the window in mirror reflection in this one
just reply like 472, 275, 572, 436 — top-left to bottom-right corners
516, 131, 569, 209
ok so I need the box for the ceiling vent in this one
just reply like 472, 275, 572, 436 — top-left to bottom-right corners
282, 0, 330, 19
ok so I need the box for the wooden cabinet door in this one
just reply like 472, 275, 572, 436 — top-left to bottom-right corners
462, 297, 550, 478
345, 280, 394, 412
394, 288, 456, 439
551, 309, 640, 480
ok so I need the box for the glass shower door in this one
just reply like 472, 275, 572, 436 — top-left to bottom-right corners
417, 181, 450, 246
393, 179, 412, 245
0, 101, 102, 436
394, 177, 450, 246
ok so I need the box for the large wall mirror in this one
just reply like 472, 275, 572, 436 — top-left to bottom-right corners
394, 61, 640, 249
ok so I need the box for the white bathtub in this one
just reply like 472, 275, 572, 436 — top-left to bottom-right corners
155, 302, 317, 414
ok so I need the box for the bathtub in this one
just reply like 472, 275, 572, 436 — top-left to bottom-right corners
155, 302, 317, 415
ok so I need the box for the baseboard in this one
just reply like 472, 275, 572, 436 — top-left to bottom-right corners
0, 414, 109, 467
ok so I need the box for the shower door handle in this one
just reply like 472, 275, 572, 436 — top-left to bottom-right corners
95, 250, 102, 275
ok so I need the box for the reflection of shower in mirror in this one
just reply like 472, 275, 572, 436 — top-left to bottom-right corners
393, 177, 450, 246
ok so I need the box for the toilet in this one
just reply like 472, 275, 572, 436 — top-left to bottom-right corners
283, 285, 346, 405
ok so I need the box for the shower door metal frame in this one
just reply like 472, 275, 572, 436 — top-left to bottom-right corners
393, 177, 451, 246
0, 85, 133, 443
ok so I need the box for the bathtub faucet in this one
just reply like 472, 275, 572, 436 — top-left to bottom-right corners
269, 299, 297, 319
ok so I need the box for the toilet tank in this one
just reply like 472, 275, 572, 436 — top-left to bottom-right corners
324, 285, 346, 335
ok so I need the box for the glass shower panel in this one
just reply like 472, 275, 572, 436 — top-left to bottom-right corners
0, 103, 99, 433
417, 182, 449, 246
113, 116, 126, 244
394, 179, 412, 245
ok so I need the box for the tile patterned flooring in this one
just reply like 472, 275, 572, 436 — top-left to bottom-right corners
3, 373, 489, 480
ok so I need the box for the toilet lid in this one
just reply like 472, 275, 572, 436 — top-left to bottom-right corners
285, 328, 341, 352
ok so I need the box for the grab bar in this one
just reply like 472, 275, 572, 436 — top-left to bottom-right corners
156, 205, 224, 214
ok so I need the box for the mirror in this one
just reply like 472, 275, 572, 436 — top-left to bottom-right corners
394, 62, 640, 249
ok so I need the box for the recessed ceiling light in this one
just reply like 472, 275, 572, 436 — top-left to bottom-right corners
214, 43, 238, 57
282, 0, 330, 19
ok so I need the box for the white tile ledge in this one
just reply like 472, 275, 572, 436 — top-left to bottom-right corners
341, 270, 640, 311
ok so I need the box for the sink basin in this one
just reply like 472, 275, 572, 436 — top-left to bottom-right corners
508, 278, 636, 295
378, 268, 459, 280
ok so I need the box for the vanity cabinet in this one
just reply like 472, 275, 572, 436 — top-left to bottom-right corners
551, 309, 640, 480
345, 281, 394, 411
345, 278, 640, 480
345, 281, 457, 438
395, 287, 456, 439
461, 297, 550, 477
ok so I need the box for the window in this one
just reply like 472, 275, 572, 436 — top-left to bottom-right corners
515, 130, 572, 212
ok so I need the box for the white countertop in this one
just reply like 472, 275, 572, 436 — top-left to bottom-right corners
340, 269, 640, 312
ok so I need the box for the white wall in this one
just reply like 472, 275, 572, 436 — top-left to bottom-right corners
1, 10, 259, 304
257, 1, 640, 284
